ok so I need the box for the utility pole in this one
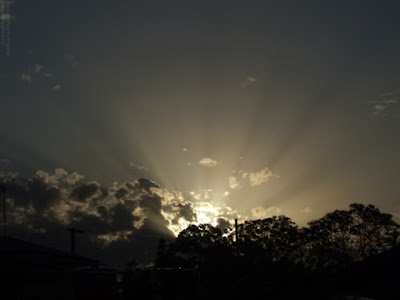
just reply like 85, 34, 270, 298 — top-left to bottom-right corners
66, 227, 84, 256
235, 218, 239, 256
2, 186, 6, 238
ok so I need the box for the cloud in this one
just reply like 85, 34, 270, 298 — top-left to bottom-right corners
129, 162, 147, 171
372, 104, 385, 115
182, 147, 189, 152
302, 207, 312, 213
34, 64, 44, 73
70, 182, 101, 202
371, 91, 400, 117
251, 206, 281, 219
248, 167, 278, 187
228, 176, 241, 189
242, 76, 256, 88
0, 13, 12, 21
52, 84, 62, 93
43, 72, 54, 79
21, 73, 32, 83
216, 217, 231, 232
229, 167, 278, 189
136, 177, 159, 193
198, 157, 219, 167
2, 167, 243, 267
0, 158, 11, 165
0, 0, 13, 21
0, 170, 18, 182
66, 54, 79, 71
3, 170, 180, 267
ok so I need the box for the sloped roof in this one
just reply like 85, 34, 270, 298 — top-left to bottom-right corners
0, 237, 97, 269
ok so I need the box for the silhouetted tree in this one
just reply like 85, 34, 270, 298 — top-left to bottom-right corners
301, 203, 400, 271
175, 224, 229, 266
236, 215, 300, 263
155, 224, 233, 268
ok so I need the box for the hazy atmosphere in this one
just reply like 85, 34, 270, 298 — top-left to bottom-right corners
1, 0, 400, 268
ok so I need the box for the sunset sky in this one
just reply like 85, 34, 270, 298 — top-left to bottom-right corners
1, 0, 400, 267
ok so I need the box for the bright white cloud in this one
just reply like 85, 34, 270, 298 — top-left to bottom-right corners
229, 167, 277, 189
198, 157, 219, 167
248, 167, 277, 186
228, 176, 241, 189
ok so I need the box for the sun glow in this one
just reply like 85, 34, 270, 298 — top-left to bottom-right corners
165, 200, 236, 236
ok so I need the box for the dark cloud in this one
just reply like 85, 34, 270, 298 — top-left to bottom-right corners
136, 178, 159, 193
70, 182, 99, 202
216, 217, 231, 232
1, 169, 183, 268
97, 205, 108, 222
110, 202, 138, 231
9, 175, 61, 213
179, 203, 196, 222
115, 187, 128, 199
139, 193, 162, 216
68, 208, 109, 233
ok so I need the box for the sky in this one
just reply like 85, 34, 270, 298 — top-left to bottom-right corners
1, 0, 400, 268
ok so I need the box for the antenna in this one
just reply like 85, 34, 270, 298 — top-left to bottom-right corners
1, 186, 6, 238
66, 227, 84, 256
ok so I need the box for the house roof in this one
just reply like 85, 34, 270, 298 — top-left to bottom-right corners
0, 237, 98, 269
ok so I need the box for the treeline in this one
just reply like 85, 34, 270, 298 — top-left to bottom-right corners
156, 203, 400, 272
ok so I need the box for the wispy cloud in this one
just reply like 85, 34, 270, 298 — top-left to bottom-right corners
43, 72, 54, 79
21, 73, 32, 83
302, 207, 312, 213
66, 54, 79, 71
129, 162, 148, 171
52, 84, 62, 93
34, 64, 44, 73
371, 91, 399, 117
198, 157, 219, 167
0, 13, 11, 21
242, 76, 256, 88
0, 0, 13, 22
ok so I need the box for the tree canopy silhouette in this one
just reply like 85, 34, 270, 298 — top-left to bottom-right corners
155, 203, 400, 273
301, 203, 400, 270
